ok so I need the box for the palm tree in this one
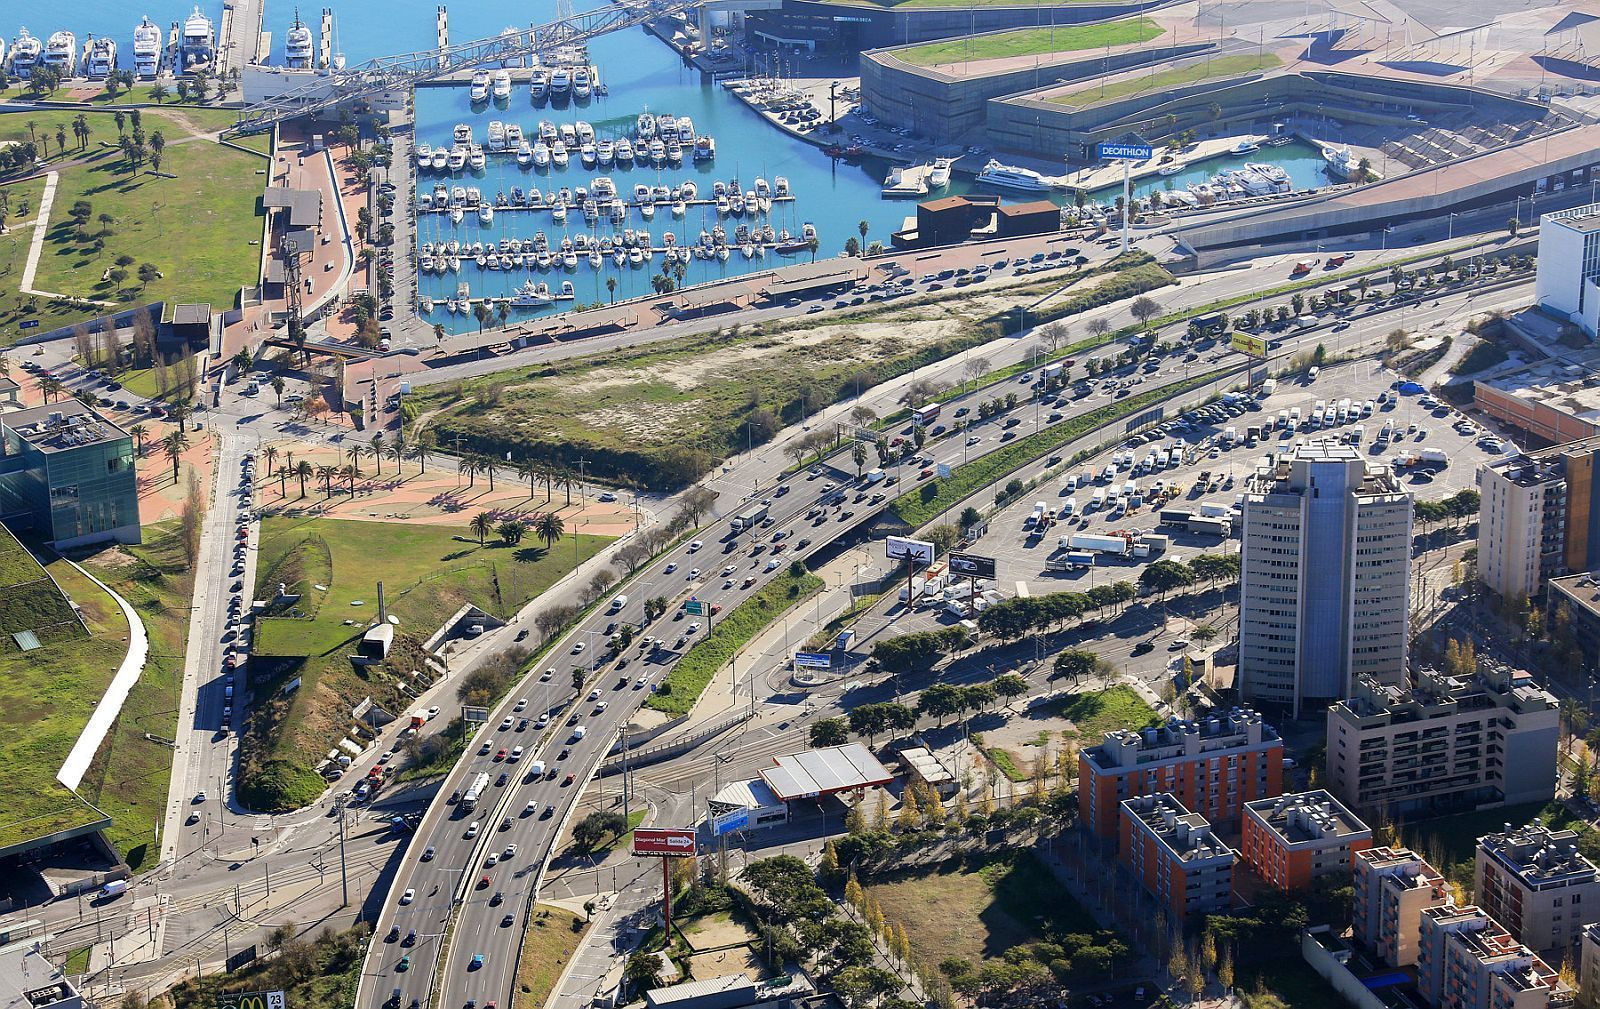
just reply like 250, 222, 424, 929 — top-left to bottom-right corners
470, 511, 494, 545
606, 277, 617, 304
496, 301, 510, 330
481, 455, 498, 491
386, 440, 404, 473
370, 432, 385, 475
857, 219, 869, 252
161, 430, 185, 483
275, 465, 289, 497
411, 444, 430, 475
345, 444, 363, 475
270, 375, 285, 406
317, 464, 337, 497
517, 460, 538, 499
342, 464, 358, 495
295, 459, 313, 498
459, 455, 479, 488
535, 511, 565, 549
262, 444, 279, 479
473, 301, 490, 334
129, 423, 147, 458
561, 469, 576, 507
433, 322, 446, 342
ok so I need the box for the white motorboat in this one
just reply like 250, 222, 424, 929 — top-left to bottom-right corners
636, 112, 656, 140
9, 28, 41, 78
470, 70, 490, 102
928, 158, 952, 188
615, 138, 634, 162
469, 145, 486, 171
580, 143, 597, 167
551, 141, 569, 168
1230, 139, 1261, 155
447, 146, 467, 171
511, 280, 553, 307
573, 67, 593, 99
649, 139, 666, 164
530, 69, 549, 101
549, 67, 571, 97
532, 142, 551, 168
284, 9, 313, 68
416, 143, 434, 167
431, 148, 448, 171
43, 30, 75, 75
451, 207, 465, 225
492, 69, 512, 100
132, 17, 160, 77
517, 140, 533, 167
479, 205, 495, 225
974, 158, 1051, 192
597, 139, 614, 165
486, 121, 507, 152
453, 123, 473, 145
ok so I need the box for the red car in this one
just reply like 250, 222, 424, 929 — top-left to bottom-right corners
494, 749, 507, 761
478, 875, 492, 889
563, 773, 576, 786
919, 467, 934, 479
709, 604, 722, 616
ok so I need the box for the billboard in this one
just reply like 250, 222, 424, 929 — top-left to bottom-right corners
794, 651, 833, 669
217, 993, 286, 1009
684, 599, 707, 616
885, 536, 935, 565
461, 706, 490, 724
1098, 142, 1153, 161
632, 827, 697, 856
1230, 333, 1269, 357
936, 463, 953, 479
947, 552, 997, 579
712, 808, 750, 836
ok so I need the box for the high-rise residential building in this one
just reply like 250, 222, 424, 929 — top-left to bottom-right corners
1537, 203, 1600, 340
1325, 664, 1559, 817
1579, 922, 1600, 1009
1417, 904, 1572, 1009
1078, 709, 1284, 838
0, 402, 140, 548
1352, 846, 1451, 967
1476, 438, 1600, 601
1474, 823, 1600, 957
1240, 790, 1373, 891
1238, 443, 1413, 714
1117, 792, 1235, 916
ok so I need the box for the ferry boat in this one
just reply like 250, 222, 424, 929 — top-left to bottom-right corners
9, 29, 41, 78
928, 158, 953, 189
549, 67, 571, 98
85, 36, 116, 78
470, 70, 490, 102
179, 7, 214, 72
1322, 144, 1360, 181
974, 159, 1051, 192
43, 30, 76, 76
284, 9, 313, 69
1229, 139, 1261, 155
573, 67, 592, 99
492, 69, 512, 100
530, 69, 549, 102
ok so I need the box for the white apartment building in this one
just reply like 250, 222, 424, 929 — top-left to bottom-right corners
1239, 443, 1413, 714
1537, 203, 1600, 339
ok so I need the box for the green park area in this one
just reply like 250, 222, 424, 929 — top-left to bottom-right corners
243, 517, 612, 810
1054, 685, 1159, 739
865, 850, 1128, 987
1050, 53, 1282, 109
0, 104, 263, 338
0, 527, 124, 854
897, 18, 1163, 67
513, 906, 592, 1009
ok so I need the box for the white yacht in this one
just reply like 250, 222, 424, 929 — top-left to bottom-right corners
532, 142, 551, 168
530, 69, 549, 102
416, 143, 434, 167
649, 139, 666, 164
511, 280, 553, 307
131, 18, 164, 77
516, 139, 533, 167
468, 145, 486, 171
492, 69, 512, 100
446, 146, 467, 171
551, 141, 569, 168
486, 121, 506, 152
453, 123, 473, 146
85, 37, 116, 78
470, 69, 490, 102
573, 67, 592, 99
974, 158, 1051, 192
179, 7, 214, 72
615, 138, 635, 163
478, 205, 495, 226
928, 158, 953, 189
43, 30, 75, 75
597, 139, 614, 165
9, 29, 41, 78
1322, 144, 1360, 181
1229, 139, 1261, 155
431, 148, 448, 171
549, 67, 571, 97
636, 112, 656, 139
284, 9, 313, 68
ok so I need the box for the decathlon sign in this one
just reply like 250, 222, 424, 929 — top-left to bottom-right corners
1098, 143, 1153, 161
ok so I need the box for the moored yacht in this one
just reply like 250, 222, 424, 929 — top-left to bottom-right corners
573, 67, 592, 99
470, 69, 490, 102
928, 157, 952, 188
179, 7, 214, 72
974, 158, 1051, 192
549, 67, 571, 97
530, 68, 549, 101
284, 9, 313, 68
492, 69, 512, 100
43, 30, 76, 76
85, 36, 116, 78
132, 17, 160, 77
9, 29, 41, 78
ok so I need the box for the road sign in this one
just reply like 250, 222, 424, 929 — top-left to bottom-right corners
712, 808, 749, 835
1098, 142, 1153, 161
633, 827, 697, 856
217, 991, 286, 1009
936, 463, 953, 479
885, 536, 935, 565
947, 552, 997, 579
684, 599, 707, 616
794, 651, 833, 670
18, 320, 38, 330
1230, 333, 1269, 357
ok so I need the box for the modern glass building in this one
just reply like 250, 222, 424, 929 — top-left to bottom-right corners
0, 403, 141, 549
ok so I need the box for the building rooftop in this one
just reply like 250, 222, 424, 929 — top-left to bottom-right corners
1122, 792, 1234, 863
996, 200, 1059, 217
1480, 822, 1600, 889
1246, 442, 1406, 497
1246, 790, 1371, 846
1544, 202, 1600, 234
898, 746, 955, 786
0, 944, 80, 1009
1475, 358, 1600, 426
2, 403, 130, 454
709, 777, 782, 812
1333, 662, 1556, 724
1481, 452, 1566, 489
1548, 571, 1600, 621
171, 304, 211, 326
1085, 707, 1278, 771
644, 974, 757, 1009
262, 185, 322, 228
759, 743, 895, 802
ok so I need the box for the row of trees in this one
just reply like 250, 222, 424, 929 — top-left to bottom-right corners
808, 671, 1031, 749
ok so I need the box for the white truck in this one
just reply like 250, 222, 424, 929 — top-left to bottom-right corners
1069, 532, 1131, 556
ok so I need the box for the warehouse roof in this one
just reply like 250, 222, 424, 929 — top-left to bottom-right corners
759, 743, 895, 801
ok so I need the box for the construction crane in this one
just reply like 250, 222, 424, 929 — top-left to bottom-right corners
228, 0, 699, 136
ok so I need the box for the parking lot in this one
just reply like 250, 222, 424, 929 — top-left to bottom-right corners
884, 359, 1500, 634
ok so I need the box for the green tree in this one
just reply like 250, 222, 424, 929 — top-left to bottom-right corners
469, 511, 493, 545
810, 718, 849, 748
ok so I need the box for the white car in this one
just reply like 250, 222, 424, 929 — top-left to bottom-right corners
688, 540, 703, 552
500, 717, 513, 731
541, 668, 554, 681
513, 698, 528, 712
722, 565, 737, 576
588, 688, 601, 700
572, 641, 586, 654
503, 844, 519, 860
426, 705, 440, 720
466, 821, 480, 838
510, 746, 524, 761
687, 622, 701, 634
486, 852, 499, 867
400, 888, 416, 905
688, 568, 700, 579
594, 700, 609, 713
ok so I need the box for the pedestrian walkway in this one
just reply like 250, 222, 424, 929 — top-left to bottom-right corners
56, 558, 150, 791
17, 171, 113, 305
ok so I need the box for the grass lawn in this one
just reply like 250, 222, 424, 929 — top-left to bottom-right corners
242, 517, 612, 810
512, 905, 591, 1009
897, 18, 1162, 67
1053, 685, 1158, 740
645, 566, 824, 716
866, 849, 1097, 965
0, 529, 128, 853
63, 946, 90, 975
1050, 53, 1282, 109
0, 106, 261, 337
77, 523, 196, 870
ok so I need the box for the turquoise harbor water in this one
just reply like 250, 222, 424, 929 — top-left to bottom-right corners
26, 2, 1343, 333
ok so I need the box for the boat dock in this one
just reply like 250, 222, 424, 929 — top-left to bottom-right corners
218, 0, 266, 75
882, 163, 936, 198
419, 195, 797, 216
